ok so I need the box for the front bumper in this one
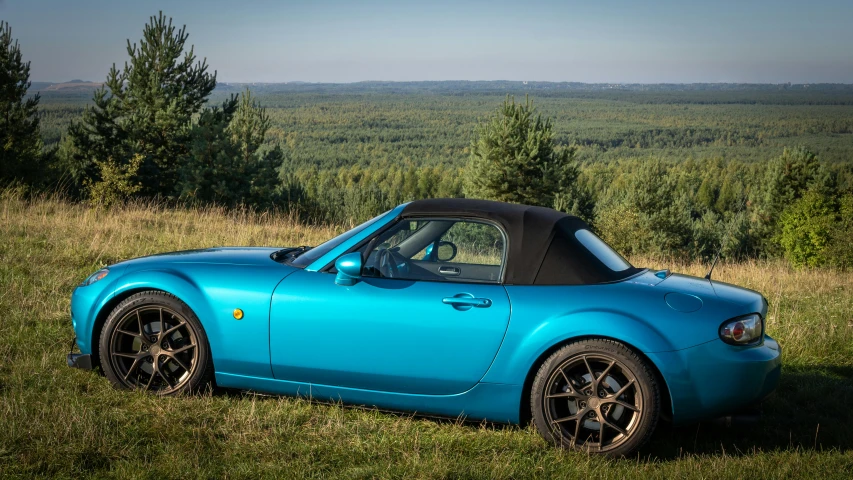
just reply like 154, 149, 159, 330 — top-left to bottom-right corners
649, 335, 782, 424
67, 353, 93, 370
67, 336, 94, 370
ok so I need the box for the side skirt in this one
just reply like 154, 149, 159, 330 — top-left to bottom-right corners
215, 372, 522, 424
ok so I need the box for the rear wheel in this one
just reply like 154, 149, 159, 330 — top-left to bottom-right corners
530, 339, 660, 456
99, 291, 213, 395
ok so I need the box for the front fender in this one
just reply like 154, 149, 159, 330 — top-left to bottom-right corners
106, 269, 223, 364
106, 263, 290, 378
70, 264, 128, 354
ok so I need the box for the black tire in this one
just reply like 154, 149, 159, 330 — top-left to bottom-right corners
530, 339, 660, 456
99, 291, 213, 395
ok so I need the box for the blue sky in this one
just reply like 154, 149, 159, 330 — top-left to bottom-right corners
3, 0, 852, 83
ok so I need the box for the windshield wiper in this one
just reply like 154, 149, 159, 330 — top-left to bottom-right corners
271, 246, 312, 263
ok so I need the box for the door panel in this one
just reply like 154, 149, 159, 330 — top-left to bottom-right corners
270, 270, 511, 395
409, 259, 502, 283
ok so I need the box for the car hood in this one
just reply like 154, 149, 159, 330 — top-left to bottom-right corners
112, 247, 286, 269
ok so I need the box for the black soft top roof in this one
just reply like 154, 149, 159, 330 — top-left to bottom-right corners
401, 198, 640, 285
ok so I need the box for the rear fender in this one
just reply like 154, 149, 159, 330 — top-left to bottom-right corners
482, 310, 677, 384
483, 310, 681, 422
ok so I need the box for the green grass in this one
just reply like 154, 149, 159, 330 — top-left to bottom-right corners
1, 191, 852, 478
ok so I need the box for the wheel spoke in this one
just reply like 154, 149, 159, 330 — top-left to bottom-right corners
159, 359, 176, 388
558, 366, 572, 387
546, 391, 583, 399
144, 367, 157, 390
123, 357, 145, 381
571, 414, 582, 447
116, 328, 141, 338
160, 321, 186, 339
597, 360, 616, 388
171, 344, 196, 355
602, 418, 628, 436
136, 310, 145, 335
604, 399, 639, 411
582, 356, 595, 384
612, 378, 635, 399
166, 353, 192, 373
112, 351, 141, 359
159, 308, 165, 337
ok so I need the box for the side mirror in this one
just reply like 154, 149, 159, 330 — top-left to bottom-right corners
335, 252, 362, 286
436, 241, 458, 262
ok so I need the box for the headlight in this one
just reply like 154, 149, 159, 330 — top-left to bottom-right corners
719, 313, 763, 345
82, 268, 109, 286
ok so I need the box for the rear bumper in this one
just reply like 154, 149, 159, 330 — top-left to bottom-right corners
649, 335, 782, 425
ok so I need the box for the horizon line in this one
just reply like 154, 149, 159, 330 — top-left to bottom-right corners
31, 79, 853, 86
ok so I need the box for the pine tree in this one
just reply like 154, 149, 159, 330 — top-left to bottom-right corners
464, 96, 588, 217
595, 159, 695, 259
230, 88, 270, 166
177, 97, 240, 205
177, 89, 283, 208
64, 12, 216, 198
0, 21, 44, 185
752, 146, 826, 256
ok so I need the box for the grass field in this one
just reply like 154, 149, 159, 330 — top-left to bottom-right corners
1, 190, 852, 478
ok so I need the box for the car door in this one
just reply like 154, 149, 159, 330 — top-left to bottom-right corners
269, 217, 511, 396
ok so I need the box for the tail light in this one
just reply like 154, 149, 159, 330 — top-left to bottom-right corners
719, 314, 763, 345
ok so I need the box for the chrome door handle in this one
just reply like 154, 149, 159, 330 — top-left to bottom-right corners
438, 266, 461, 276
442, 296, 492, 308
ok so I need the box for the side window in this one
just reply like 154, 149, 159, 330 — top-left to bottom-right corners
421, 221, 503, 266
364, 219, 506, 283
374, 220, 428, 251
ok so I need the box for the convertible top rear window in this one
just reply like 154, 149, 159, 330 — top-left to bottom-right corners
533, 220, 640, 286
575, 230, 632, 272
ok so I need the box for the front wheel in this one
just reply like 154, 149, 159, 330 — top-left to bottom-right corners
530, 339, 660, 456
99, 291, 213, 395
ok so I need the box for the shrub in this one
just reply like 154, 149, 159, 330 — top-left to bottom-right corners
778, 190, 836, 267
824, 194, 853, 270
85, 154, 143, 208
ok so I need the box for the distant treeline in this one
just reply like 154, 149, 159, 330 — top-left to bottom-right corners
36, 86, 853, 166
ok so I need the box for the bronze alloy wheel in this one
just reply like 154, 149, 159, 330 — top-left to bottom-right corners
531, 339, 659, 456
100, 291, 212, 395
108, 306, 198, 393
543, 354, 642, 452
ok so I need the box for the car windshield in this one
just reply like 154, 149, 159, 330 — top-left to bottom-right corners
288, 211, 389, 267
574, 229, 633, 272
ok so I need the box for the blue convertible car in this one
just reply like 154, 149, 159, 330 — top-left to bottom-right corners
68, 198, 781, 455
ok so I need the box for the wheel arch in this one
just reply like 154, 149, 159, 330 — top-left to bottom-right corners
518, 334, 673, 426
90, 287, 154, 369
91, 270, 222, 371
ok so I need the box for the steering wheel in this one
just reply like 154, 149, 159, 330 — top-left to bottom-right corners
376, 248, 400, 278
